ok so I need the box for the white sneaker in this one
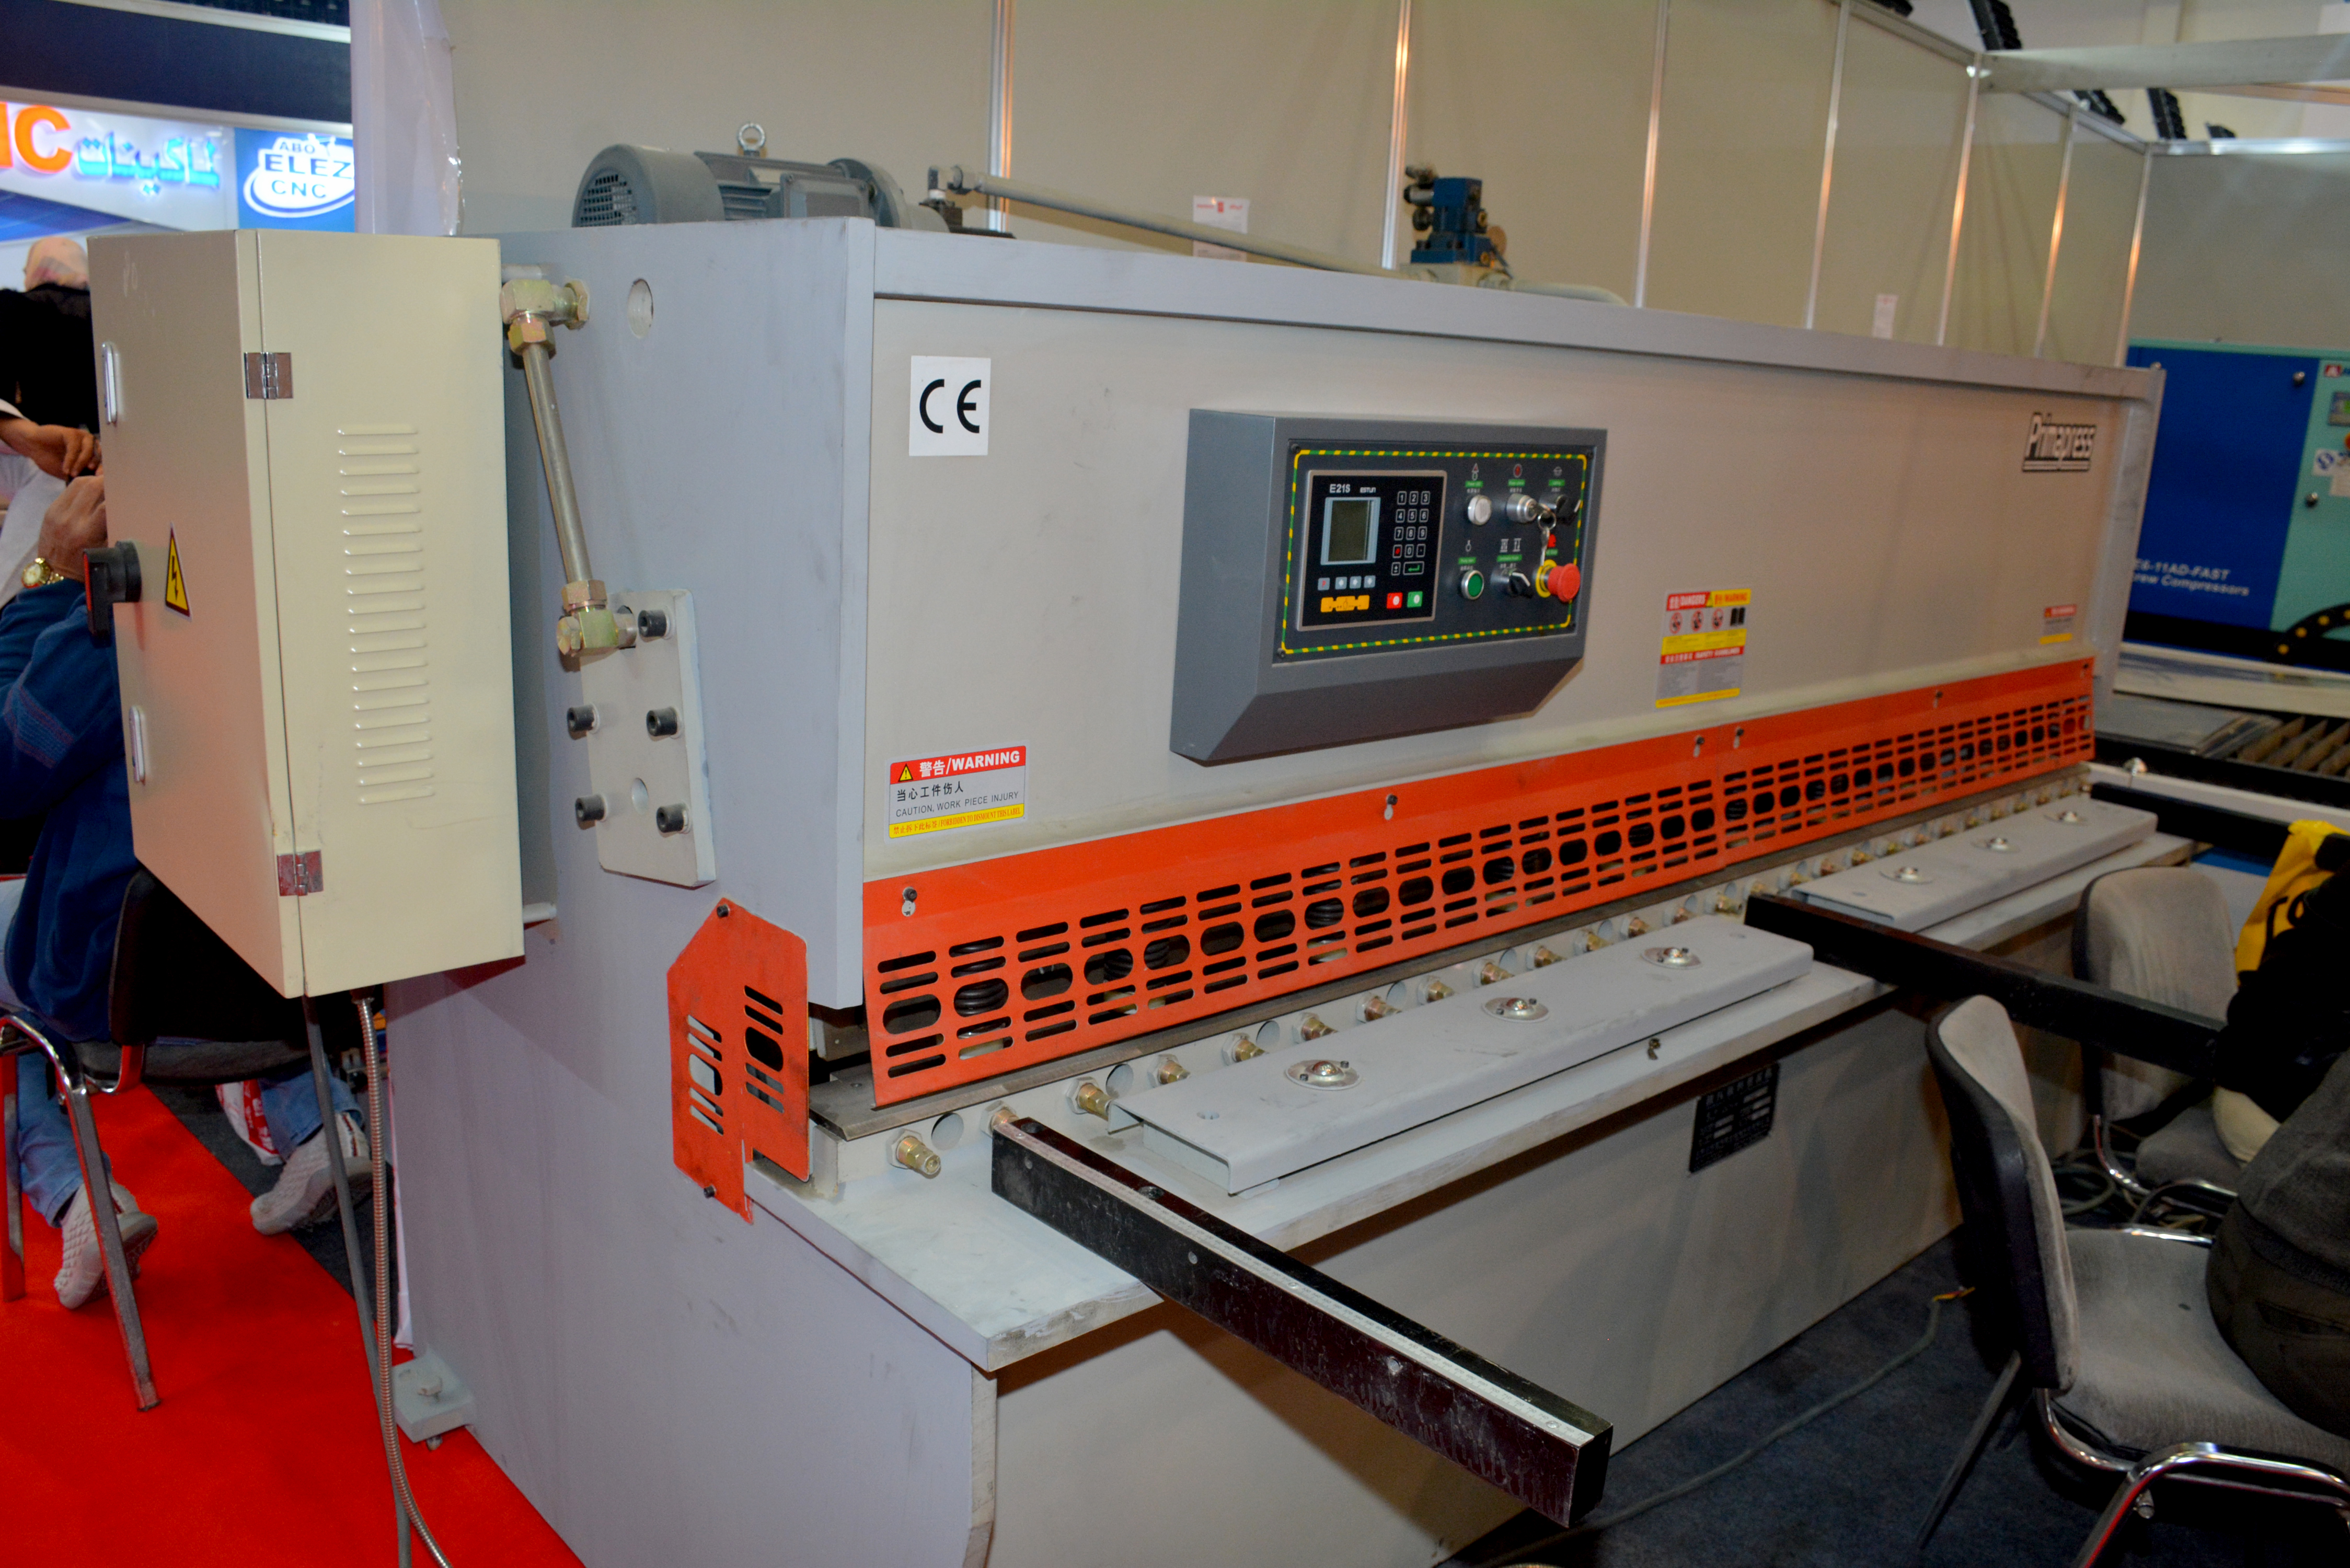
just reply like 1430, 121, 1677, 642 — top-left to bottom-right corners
55, 1183, 159, 1311
250, 1113, 370, 1236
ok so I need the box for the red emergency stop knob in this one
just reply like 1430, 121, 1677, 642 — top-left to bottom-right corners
1546, 561, 1582, 602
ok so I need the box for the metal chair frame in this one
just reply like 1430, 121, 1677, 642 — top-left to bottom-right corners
0, 1005, 362, 1410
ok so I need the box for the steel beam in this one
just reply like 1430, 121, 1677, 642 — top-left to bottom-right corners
990, 1115, 1612, 1525
1742, 893, 2222, 1079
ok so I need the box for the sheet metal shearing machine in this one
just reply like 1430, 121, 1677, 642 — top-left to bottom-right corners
361, 213, 2161, 1568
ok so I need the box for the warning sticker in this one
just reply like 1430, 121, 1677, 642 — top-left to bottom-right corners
163, 529, 189, 617
2041, 603, 2077, 644
1656, 589, 1748, 709
884, 745, 1027, 839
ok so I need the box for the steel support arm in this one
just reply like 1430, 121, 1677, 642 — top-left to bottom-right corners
1742, 893, 2223, 1080
990, 1115, 1612, 1525
2087, 782, 2292, 864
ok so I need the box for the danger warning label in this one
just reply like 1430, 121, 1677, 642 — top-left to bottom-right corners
885, 745, 1028, 839
1656, 588, 1749, 709
163, 530, 189, 617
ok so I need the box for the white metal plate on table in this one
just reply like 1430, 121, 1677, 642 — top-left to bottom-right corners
1117, 916, 1812, 1192
577, 588, 717, 887
1793, 799, 2153, 931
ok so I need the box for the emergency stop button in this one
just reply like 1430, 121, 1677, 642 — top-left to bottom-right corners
1546, 561, 1582, 602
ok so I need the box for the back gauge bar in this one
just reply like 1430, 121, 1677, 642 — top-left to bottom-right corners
1172, 414, 1605, 764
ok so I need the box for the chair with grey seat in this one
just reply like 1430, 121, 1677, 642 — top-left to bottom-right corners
0, 866, 365, 1409
2071, 866, 2242, 1214
1915, 996, 2350, 1564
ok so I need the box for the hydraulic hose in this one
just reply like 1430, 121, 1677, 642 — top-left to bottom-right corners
358, 995, 455, 1568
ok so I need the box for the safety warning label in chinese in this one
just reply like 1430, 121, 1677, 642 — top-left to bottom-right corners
1656, 588, 1749, 709
884, 745, 1028, 838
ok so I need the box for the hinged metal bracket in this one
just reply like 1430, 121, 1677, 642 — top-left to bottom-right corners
243, 351, 293, 399
275, 850, 324, 897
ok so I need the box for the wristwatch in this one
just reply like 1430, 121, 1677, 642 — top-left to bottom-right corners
19, 557, 65, 590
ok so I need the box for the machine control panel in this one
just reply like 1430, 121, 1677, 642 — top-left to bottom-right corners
1173, 414, 1605, 764
1280, 448, 1591, 656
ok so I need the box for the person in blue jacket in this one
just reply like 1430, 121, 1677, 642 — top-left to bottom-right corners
2, 476, 368, 1309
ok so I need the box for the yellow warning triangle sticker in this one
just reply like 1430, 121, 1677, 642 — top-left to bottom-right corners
163, 530, 189, 616
896, 764, 915, 783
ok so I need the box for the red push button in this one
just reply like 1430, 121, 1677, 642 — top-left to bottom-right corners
1546, 561, 1582, 601
1386, 591, 1404, 609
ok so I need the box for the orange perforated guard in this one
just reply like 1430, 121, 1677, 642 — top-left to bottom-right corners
865, 663, 2096, 1106
670, 900, 809, 1218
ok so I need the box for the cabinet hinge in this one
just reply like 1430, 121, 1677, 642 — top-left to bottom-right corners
277, 850, 324, 897
243, 351, 293, 400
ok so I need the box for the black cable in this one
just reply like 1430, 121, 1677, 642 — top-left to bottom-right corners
1493, 1288, 1973, 1565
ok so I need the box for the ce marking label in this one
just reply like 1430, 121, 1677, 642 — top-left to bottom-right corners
909, 356, 990, 456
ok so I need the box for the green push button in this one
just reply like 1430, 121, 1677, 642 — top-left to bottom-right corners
1458, 568, 1486, 601
1406, 591, 1424, 609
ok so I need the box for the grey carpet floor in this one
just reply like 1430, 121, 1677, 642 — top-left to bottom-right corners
1446, 1235, 2345, 1567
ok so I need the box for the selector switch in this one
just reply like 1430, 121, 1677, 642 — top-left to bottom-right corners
1503, 570, 1535, 598
1458, 566, 1487, 601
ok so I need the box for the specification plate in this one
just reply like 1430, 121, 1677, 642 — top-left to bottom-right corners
1689, 1060, 1779, 1173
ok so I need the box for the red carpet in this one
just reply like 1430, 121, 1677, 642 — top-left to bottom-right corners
0, 1084, 581, 1566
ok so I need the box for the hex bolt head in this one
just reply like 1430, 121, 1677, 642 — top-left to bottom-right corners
1478, 961, 1509, 986
1625, 916, 1651, 936
654, 803, 687, 835
1423, 978, 1455, 1002
646, 707, 681, 737
1229, 1034, 1265, 1063
1360, 995, 1397, 1022
1298, 1013, 1335, 1041
574, 794, 607, 827
1155, 1055, 1190, 1085
565, 704, 598, 739
1072, 1080, 1112, 1119
1530, 946, 1561, 967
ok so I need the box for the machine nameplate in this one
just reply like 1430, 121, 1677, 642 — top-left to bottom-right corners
1688, 1062, 1779, 1173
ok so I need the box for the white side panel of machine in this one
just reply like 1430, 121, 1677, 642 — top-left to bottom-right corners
859, 291, 2143, 882
493, 220, 873, 1005
96, 230, 304, 993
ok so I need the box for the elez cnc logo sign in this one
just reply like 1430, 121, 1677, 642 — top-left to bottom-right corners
909, 356, 990, 456
2022, 412, 2096, 474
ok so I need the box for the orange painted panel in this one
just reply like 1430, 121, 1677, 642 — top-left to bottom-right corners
865, 664, 2095, 1105
669, 898, 809, 1218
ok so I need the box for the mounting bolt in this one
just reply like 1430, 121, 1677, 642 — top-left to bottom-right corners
1298, 1013, 1335, 1041
574, 794, 606, 826
892, 1134, 943, 1178
1478, 960, 1509, 986
1715, 892, 1742, 915
1624, 916, 1650, 936
1423, 978, 1455, 1003
1228, 1034, 1264, 1063
1529, 945, 1562, 967
1072, 1080, 1112, 1119
637, 607, 670, 639
646, 707, 680, 737
1360, 994, 1397, 1022
1155, 1055, 1190, 1085
655, 803, 688, 835
565, 704, 597, 739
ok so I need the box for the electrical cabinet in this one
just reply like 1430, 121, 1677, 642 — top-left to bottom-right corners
92, 229, 521, 996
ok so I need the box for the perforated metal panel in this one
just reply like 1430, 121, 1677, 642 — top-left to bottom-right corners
864, 662, 2094, 1102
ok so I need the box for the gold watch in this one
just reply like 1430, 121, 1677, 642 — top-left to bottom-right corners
19, 557, 65, 590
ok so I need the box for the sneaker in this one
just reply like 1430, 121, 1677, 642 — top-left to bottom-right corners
250, 1113, 370, 1236
56, 1183, 159, 1311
